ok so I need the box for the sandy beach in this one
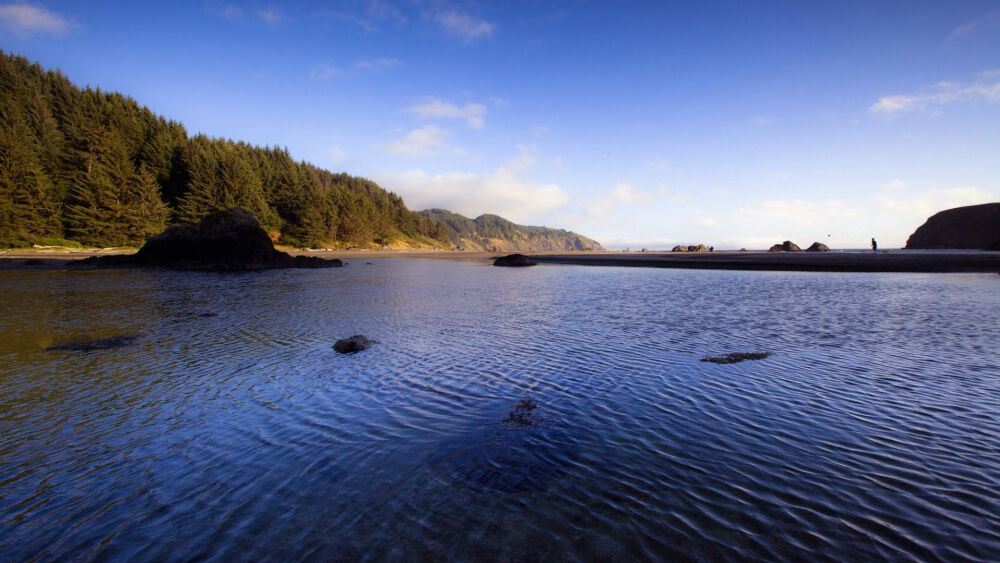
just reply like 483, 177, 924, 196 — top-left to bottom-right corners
3, 248, 1000, 273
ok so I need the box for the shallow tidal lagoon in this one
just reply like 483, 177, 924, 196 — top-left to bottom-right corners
1, 260, 999, 560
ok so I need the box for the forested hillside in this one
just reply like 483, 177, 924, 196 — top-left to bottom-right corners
419, 209, 603, 251
0, 51, 449, 249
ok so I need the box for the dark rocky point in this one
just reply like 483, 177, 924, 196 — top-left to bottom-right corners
46, 335, 139, 352
904, 203, 1000, 250
701, 352, 771, 364
768, 241, 801, 252
493, 253, 538, 267
333, 335, 377, 353
806, 242, 831, 252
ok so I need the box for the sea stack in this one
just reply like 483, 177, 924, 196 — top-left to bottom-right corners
904, 203, 1000, 250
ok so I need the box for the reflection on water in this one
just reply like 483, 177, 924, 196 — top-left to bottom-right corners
1, 261, 999, 560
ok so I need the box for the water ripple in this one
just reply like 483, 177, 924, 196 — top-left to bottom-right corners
1, 264, 999, 560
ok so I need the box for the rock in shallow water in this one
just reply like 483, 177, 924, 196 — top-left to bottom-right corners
701, 352, 771, 364
493, 253, 537, 267
46, 335, 139, 352
333, 335, 377, 353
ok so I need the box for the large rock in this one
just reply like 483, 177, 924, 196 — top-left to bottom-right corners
768, 240, 801, 252
493, 253, 537, 267
131, 208, 342, 271
806, 242, 830, 252
905, 203, 1000, 250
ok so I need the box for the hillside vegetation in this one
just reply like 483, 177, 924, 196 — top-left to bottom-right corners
420, 209, 603, 251
0, 51, 449, 249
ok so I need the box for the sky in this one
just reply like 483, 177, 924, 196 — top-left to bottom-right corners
1, 0, 998, 249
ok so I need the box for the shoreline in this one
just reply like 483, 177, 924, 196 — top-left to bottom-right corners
2, 249, 999, 273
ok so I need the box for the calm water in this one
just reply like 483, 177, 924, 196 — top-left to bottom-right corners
1, 260, 999, 561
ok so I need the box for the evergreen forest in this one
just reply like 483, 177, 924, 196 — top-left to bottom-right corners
0, 51, 450, 249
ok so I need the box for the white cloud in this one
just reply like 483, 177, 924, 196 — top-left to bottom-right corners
870, 71, 1000, 115
584, 183, 688, 222
254, 8, 282, 26
947, 11, 999, 42
0, 2, 70, 35
404, 98, 486, 129
697, 218, 719, 228
379, 125, 452, 157
310, 64, 345, 80
435, 10, 495, 40
372, 147, 569, 222
877, 187, 997, 226
882, 179, 906, 190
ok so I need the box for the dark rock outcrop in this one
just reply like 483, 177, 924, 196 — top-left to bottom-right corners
904, 203, 1000, 250
77, 209, 342, 271
806, 242, 830, 252
333, 335, 377, 353
768, 241, 801, 252
493, 253, 537, 267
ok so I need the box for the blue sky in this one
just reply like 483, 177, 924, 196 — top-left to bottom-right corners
2, 1, 998, 249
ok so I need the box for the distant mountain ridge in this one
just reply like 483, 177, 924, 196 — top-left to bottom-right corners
419, 209, 603, 251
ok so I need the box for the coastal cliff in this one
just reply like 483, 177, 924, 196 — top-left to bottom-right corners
904, 203, 1000, 250
419, 209, 603, 252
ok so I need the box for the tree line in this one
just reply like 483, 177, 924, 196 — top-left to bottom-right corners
0, 51, 449, 249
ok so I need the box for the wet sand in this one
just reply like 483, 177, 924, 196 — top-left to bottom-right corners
528, 251, 1000, 273
3, 249, 999, 273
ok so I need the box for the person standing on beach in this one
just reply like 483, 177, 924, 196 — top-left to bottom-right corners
871, 238, 878, 253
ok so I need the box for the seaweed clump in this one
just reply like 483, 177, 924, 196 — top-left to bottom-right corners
701, 352, 771, 364
502, 399, 542, 427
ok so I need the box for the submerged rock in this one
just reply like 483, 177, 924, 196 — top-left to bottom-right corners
46, 335, 139, 352
806, 242, 831, 252
905, 203, 1000, 250
333, 335, 377, 353
493, 253, 537, 267
501, 399, 543, 427
768, 241, 801, 252
701, 352, 771, 364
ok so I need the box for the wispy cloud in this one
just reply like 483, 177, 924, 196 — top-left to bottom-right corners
435, 10, 495, 40
379, 125, 456, 157
404, 98, 486, 129
737, 199, 858, 224
877, 187, 997, 225
373, 146, 568, 222
355, 57, 399, 70
254, 8, 283, 27
310, 64, 345, 80
323, 0, 405, 32
947, 11, 999, 42
0, 2, 71, 36
221, 5, 243, 20
311, 58, 400, 80
870, 70, 1000, 115
584, 183, 688, 223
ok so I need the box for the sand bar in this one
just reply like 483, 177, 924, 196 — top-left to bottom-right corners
3, 249, 1000, 273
